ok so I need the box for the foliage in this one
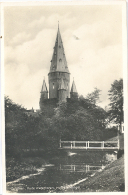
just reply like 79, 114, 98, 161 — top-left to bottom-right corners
5, 96, 41, 157
5, 93, 108, 158
85, 87, 101, 105
108, 79, 123, 125
49, 96, 107, 141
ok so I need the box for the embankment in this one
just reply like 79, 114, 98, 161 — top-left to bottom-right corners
63, 155, 124, 192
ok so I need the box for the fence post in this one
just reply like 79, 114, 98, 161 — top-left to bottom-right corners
73, 141, 75, 148
88, 141, 89, 148
102, 141, 104, 148
101, 141, 103, 148
60, 139, 61, 148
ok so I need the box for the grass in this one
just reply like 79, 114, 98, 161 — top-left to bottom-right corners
61, 134, 125, 192
63, 155, 124, 192
6, 134, 125, 192
6, 157, 49, 182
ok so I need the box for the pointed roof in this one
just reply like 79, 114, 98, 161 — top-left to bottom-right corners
41, 79, 48, 92
71, 80, 77, 93
58, 78, 66, 90
49, 24, 69, 73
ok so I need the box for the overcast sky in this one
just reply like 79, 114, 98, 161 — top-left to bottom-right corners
4, 4, 123, 109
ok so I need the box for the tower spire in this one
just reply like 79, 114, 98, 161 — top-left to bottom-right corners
49, 24, 69, 73
48, 25, 70, 100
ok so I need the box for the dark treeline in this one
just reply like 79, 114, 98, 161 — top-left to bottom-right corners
5, 96, 106, 157
5, 79, 123, 159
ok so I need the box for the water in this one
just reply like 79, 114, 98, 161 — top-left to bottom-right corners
6, 151, 117, 193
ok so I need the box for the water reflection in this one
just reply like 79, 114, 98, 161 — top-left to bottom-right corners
7, 151, 117, 193
59, 164, 105, 173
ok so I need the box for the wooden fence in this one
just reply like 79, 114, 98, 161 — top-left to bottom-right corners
59, 140, 119, 150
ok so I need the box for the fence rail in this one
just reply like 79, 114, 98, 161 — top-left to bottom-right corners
59, 140, 119, 150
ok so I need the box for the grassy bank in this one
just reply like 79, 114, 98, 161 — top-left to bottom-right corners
6, 157, 49, 182
63, 155, 124, 192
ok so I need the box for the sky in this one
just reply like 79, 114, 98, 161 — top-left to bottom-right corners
4, 4, 123, 109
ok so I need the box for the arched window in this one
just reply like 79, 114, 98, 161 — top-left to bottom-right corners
53, 83, 54, 89
59, 59, 62, 62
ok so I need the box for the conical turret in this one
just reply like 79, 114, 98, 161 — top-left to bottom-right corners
71, 80, 77, 93
41, 79, 48, 93
39, 79, 48, 110
70, 79, 78, 99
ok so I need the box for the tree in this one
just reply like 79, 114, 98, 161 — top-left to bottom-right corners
5, 96, 41, 155
5, 96, 27, 156
108, 79, 123, 125
79, 95, 107, 128
86, 87, 101, 105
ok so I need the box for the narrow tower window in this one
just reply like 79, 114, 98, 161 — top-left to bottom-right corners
59, 59, 62, 62
53, 83, 54, 89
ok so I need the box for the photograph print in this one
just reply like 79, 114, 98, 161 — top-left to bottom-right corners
2, 1, 126, 193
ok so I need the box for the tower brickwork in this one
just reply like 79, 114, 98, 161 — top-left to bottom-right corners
39, 24, 78, 111
48, 72, 70, 99
58, 78, 66, 102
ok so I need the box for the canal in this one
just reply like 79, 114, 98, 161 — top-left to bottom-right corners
6, 150, 117, 193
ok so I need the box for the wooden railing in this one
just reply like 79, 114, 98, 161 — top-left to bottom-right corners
59, 140, 119, 150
